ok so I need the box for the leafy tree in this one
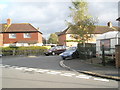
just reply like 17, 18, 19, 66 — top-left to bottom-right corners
48, 33, 58, 44
68, 0, 97, 45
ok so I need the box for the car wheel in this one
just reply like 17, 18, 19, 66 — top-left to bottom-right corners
45, 54, 49, 56
62, 57, 65, 60
52, 52, 55, 55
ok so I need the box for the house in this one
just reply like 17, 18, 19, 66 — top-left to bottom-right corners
58, 22, 120, 47
0, 18, 43, 47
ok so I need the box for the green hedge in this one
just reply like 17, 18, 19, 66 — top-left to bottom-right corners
2, 46, 48, 56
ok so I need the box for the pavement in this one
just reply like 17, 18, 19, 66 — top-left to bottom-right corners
59, 58, 120, 81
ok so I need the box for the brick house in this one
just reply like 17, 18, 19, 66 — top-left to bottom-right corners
58, 22, 119, 47
0, 19, 43, 47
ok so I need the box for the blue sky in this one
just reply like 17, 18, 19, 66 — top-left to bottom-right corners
0, 0, 119, 39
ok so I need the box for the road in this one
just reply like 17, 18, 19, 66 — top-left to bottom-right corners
0, 55, 118, 88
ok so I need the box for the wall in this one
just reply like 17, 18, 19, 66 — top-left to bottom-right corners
38, 32, 42, 43
87, 34, 100, 43
58, 34, 66, 46
37, 32, 43, 46
58, 33, 101, 47
115, 45, 120, 68
3, 32, 41, 45
0, 33, 3, 46
66, 34, 78, 47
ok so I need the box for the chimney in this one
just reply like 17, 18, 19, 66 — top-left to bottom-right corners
37, 27, 40, 30
107, 21, 112, 28
7, 18, 12, 25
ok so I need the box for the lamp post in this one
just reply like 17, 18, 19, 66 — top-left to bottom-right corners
101, 42, 105, 66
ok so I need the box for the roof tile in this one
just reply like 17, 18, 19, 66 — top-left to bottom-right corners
0, 23, 42, 34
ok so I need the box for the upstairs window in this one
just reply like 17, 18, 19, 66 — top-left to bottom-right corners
24, 33, 31, 38
9, 33, 16, 38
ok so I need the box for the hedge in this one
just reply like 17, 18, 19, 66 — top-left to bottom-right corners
1, 46, 48, 56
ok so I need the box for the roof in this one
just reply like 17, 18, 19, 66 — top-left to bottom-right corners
0, 23, 42, 34
58, 26, 120, 36
97, 31, 120, 40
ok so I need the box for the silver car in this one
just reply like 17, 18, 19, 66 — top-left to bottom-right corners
60, 47, 79, 60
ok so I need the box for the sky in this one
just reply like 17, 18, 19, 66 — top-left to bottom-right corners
0, 0, 119, 39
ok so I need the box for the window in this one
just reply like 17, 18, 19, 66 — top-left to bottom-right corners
100, 39, 110, 50
24, 33, 31, 38
9, 33, 16, 38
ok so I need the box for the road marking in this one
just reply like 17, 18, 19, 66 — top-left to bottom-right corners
47, 71, 61, 75
15, 67, 24, 70
0, 65, 6, 68
28, 68, 38, 71
35, 69, 49, 73
10, 66, 19, 68
4, 65, 11, 68
24, 68, 33, 72
0, 64, 111, 82
60, 73, 76, 77
76, 75, 92, 79
28, 56, 37, 58
94, 78, 109, 82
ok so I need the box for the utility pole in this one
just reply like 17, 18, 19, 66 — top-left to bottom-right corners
102, 45, 105, 66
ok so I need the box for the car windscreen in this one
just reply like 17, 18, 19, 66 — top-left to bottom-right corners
66, 47, 77, 51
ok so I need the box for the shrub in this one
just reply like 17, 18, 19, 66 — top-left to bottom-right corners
2, 46, 47, 56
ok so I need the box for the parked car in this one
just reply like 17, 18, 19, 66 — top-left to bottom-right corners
0, 54, 2, 57
44, 46, 68, 56
60, 47, 79, 60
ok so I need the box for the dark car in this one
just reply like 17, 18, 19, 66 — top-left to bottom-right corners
60, 47, 79, 60
44, 46, 68, 56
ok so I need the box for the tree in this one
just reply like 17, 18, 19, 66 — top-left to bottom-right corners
68, 0, 97, 45
48, 33, 58, 44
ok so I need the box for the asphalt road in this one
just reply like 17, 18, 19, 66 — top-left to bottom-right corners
2, 55, 64, 70
0, 55, 119, 88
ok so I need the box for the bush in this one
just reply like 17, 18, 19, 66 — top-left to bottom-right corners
2, 46, 47, 56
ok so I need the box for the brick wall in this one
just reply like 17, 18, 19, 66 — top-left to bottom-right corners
3, 32, 42, 44
115, 45, 120, 68
0, 33, 3, 46
58, 34, 66, 46
38, 32, 42, 43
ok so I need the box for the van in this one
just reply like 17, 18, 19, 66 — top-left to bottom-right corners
96, 31, 120, 59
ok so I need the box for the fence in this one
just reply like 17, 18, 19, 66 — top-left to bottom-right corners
96, 45, 116, 66
77, 43, 96, 60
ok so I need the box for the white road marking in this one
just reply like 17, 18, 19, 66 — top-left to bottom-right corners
28, 56, 37, 58
0, 65, 6, 68
15, 67, 24, 70
28, 68, 38, 71
4, 65, 11, 67
60, 73, 76, 77
94, 78, 109, 82
47, 71, 61, 75
10, 66, 19, 68
76, 75, 92, 79
24, 68, 33, 72
0, 65, 111, 82
35, 69, 49, 73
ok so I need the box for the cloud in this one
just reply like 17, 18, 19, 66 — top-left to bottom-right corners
88, 2, 118, 26
2, 2, 70, 39
1, 1, 119, 39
